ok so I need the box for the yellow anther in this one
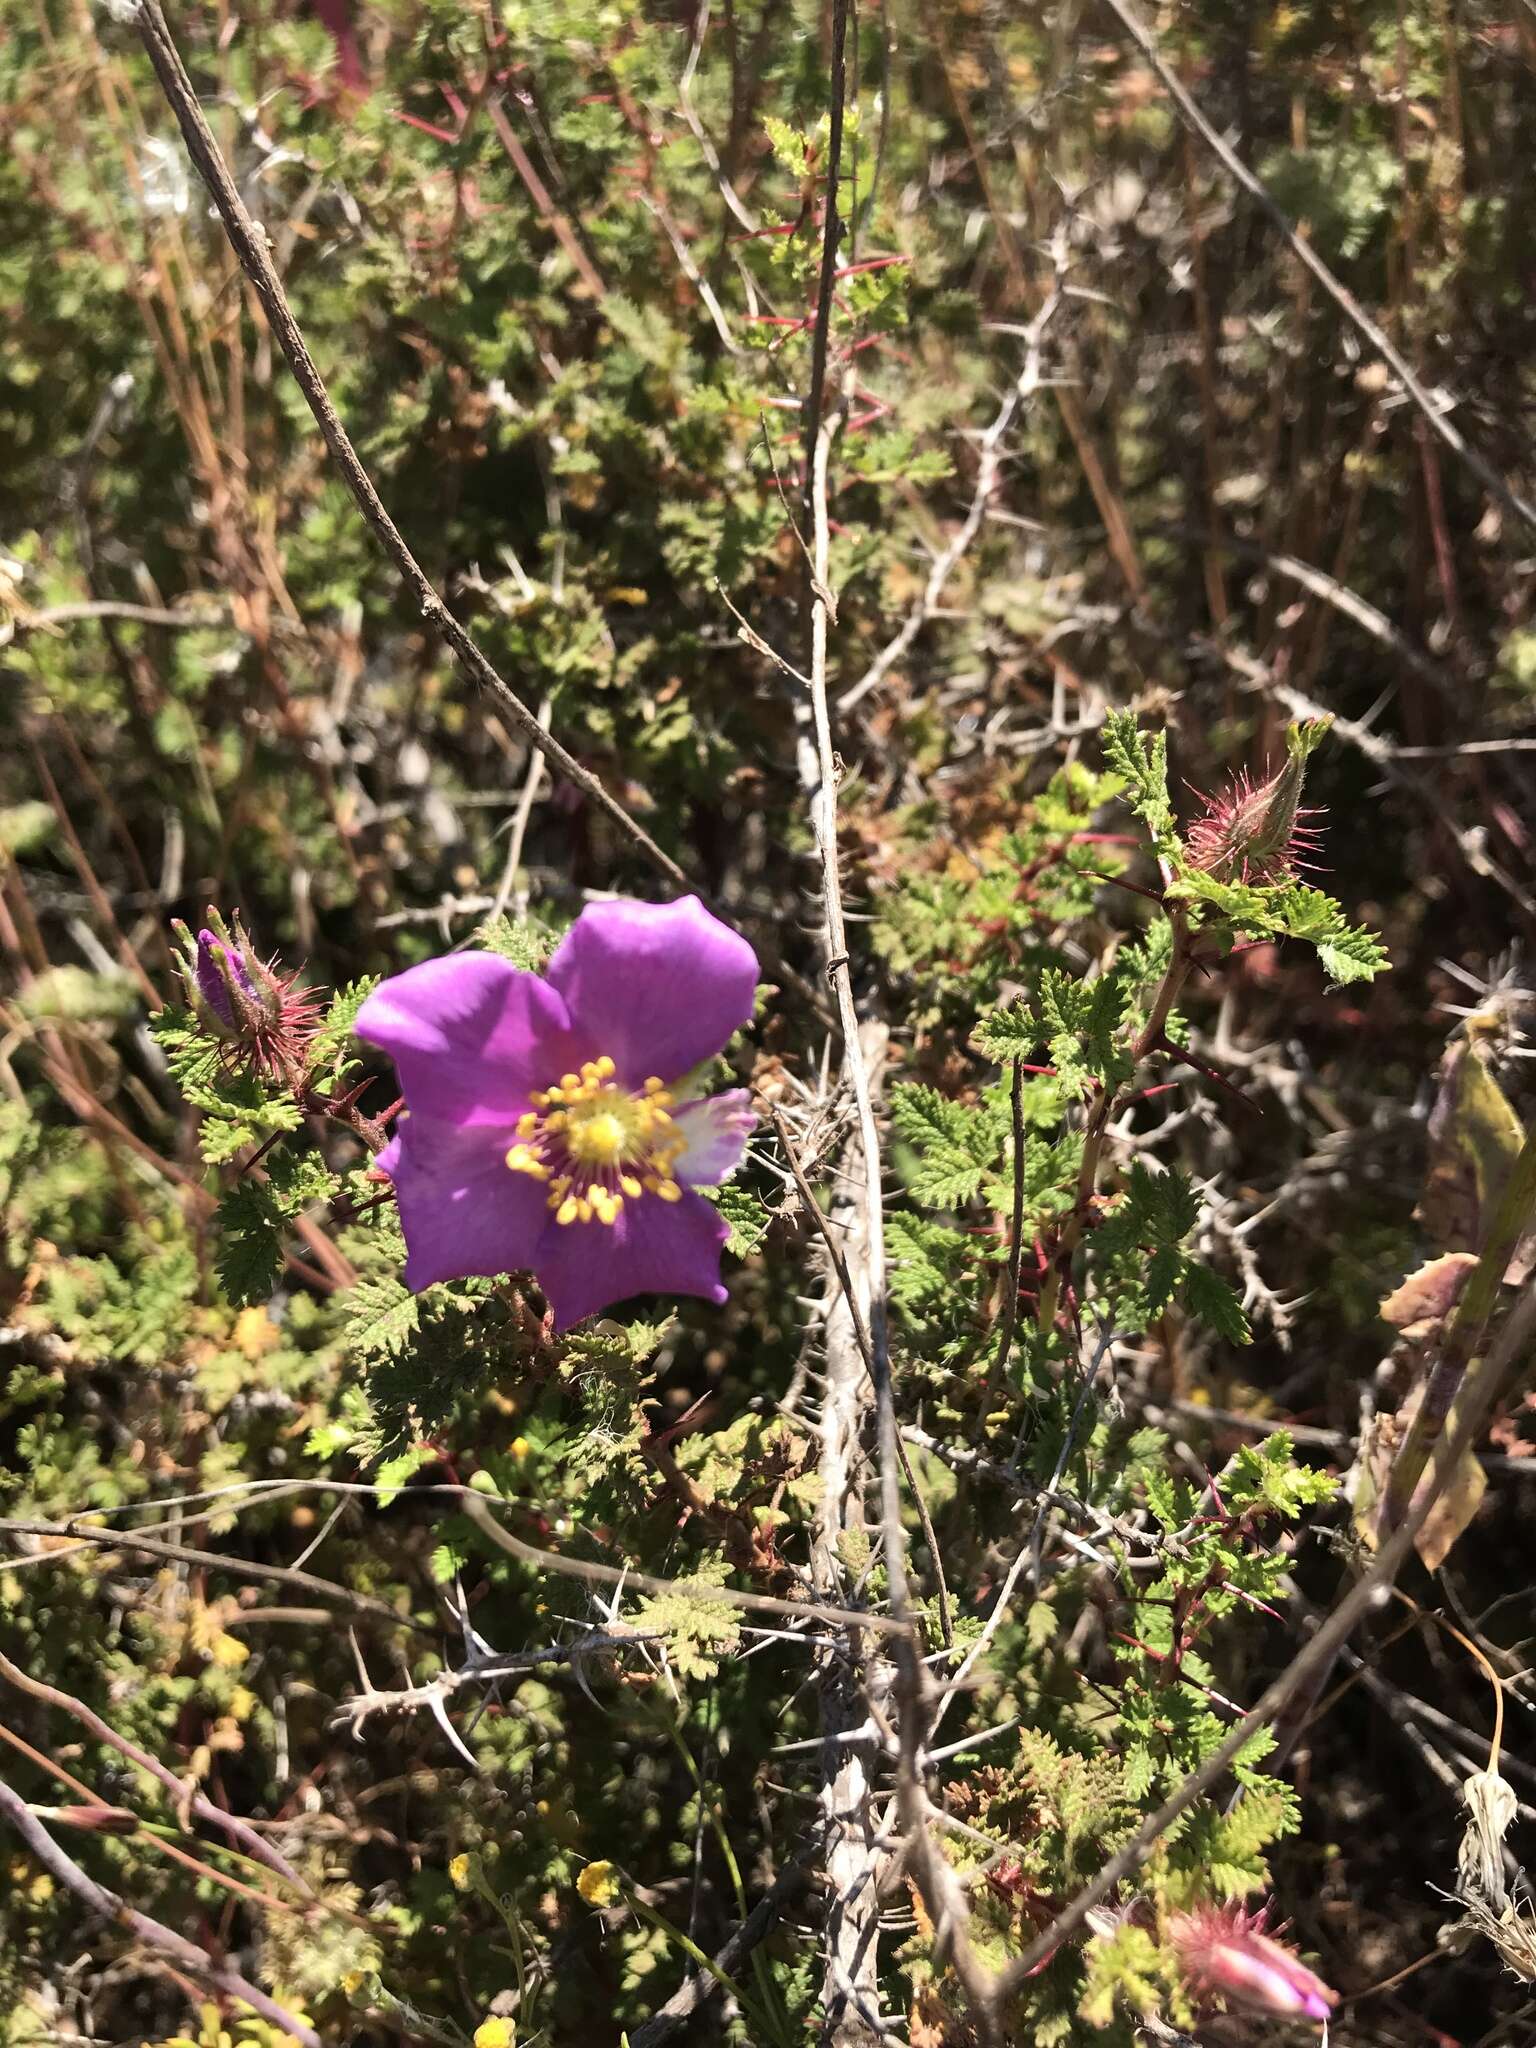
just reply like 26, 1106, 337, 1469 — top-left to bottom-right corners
596, 1055, 616, 1079
644, 1076, 666, 1095
560, 1073, 581, 1095
529, 1090, 549, 1110
555, 1194, 581, 1226
516, 1111, 540, 1138
654, 1179, 683, 1203
505, 1143, 549, 1181
620, 1174, 642, 1198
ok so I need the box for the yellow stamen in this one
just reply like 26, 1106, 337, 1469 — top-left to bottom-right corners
510, 1048, 694, 1226
505, 1143, 549, 1181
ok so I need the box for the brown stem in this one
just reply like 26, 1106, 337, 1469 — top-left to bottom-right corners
0, 1647, 307, 1891
0, 1517, 428, 1635
0, 1776, 318, 2047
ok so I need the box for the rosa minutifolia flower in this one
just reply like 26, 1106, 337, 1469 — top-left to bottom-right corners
356, 896, 759, 1331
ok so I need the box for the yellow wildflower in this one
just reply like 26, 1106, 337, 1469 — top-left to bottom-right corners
473, 2021, 516, 2048
577, 1860, 619, 1907
448, 1853, 473, 1891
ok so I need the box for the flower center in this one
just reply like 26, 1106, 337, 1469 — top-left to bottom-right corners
504, 1056, 687, 1227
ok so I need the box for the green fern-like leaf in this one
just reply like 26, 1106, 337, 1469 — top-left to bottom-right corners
345, 1275, 422, 1361
889, 1083, 995, 1206
214, 1182, 284, 1307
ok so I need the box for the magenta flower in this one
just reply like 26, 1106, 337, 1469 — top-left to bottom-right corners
1173, 1901, 1337, 2024
355, 896, 759, 1331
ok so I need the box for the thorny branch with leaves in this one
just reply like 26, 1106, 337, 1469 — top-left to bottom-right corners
5, 2, 1536, 2046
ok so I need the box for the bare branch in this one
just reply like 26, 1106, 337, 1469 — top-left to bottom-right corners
0, 1776, 319, 2047
0, 1516, 429, 1635
133, 0, 692, 894
1102, 0, 1536, 537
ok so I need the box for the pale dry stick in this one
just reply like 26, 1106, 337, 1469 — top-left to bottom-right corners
488, 695, 552, 927
0, 1777, 319, 2048
838, 296, 1060, 717
766, 1098, 953, 1648
990, 1280, 1536, 2003
793, 8, 926, 2032
132, 0, 690, 895
804, 1019, 891, 2047
1398, 738, 1536, 756
332, 1629, 660, 1737
0, 1515, 429, 1635
459, 1490, 907, 1637
1176, 525, 1455, 701
2, 599, 229, 637
676, 0, 760, 237
1102, 0, 1536, 537
642, 193, 738, 353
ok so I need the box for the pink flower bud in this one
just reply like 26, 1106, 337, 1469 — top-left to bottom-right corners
192, 925, 262, 1034
1184, 718, 1330, 887
171, 908, 320, 1085
1173, 1901, 1337, 2023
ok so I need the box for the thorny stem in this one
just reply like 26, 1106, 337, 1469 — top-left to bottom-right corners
767, 1100, 953, 1648
794, 8, 941, 2037
1036, 907, 1193, 1331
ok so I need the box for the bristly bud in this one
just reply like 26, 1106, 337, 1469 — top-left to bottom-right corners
171, 908, 321, 1084
1173, 1899, 1338, 2023
1184, 718, 1331, 886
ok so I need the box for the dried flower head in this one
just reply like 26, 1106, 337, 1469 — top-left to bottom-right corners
171, 908, 320, 1083
1184, 718, 1330, 886
1173, 1899, 1338, 2023
356, 896, 758, 1331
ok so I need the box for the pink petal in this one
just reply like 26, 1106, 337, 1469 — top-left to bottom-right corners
380, 1118, 550, 1291
357, 954, 588, 1127
531, 1187, 730, 1331
673, 1090, 755, 1187
545, 896, 757, 1089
